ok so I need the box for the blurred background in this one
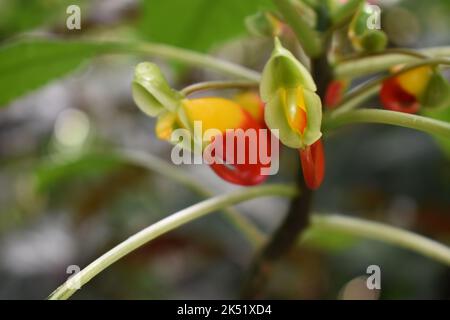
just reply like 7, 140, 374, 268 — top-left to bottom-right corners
0, 0, 449, 299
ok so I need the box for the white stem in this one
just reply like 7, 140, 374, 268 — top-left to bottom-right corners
48, 184, 297, 300
117, 149, 265, 246
335, 47, 450, 78
309, 214, 450, 266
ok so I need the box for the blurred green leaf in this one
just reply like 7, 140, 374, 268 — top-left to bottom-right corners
0, 0, 83, 39
137, 0, 273, 52
35, 153, 124, 193
0, 39, 114, 107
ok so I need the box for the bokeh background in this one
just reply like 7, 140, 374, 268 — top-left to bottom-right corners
0, 0, 449, 299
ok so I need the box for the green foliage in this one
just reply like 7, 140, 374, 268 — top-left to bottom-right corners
137, 0, 273, 52
0, 0, 86, 39
0, 39, 114, 106
34, 153, 124, 193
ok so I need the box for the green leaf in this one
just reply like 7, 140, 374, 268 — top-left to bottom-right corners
137, 0, 273, 52
0, 39, 115, 107
0, 0, 85, 39
35, 153, 124, 193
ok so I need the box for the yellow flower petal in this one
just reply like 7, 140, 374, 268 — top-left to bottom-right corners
396, 66, 432, 97
182, 97, 246, 132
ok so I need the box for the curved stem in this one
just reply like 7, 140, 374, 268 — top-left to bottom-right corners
126, 42, 261, 82
332, 58, 450, 115
181, 80, 258, 96
332, 84, 381, 114
324, 108, 450, 138
241, 52, 333, 299
335, 46, 450, 78
48, 184, 298, 300
308, 215, 450, 266
116, 149, 264, 247
338, 48, 430, 64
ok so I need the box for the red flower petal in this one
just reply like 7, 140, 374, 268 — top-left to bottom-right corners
206, 114, 276, 186
325, 80, 346, 109
299, 139, 325, 190
380, 78, 420, 114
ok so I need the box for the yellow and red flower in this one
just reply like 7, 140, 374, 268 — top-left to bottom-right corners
132, 63, 273, 186
181, 96, 272, 186
260, 38, 324, 190
380, 66, 432, 114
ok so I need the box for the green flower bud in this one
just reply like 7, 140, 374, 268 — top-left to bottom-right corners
132, 62, 183, 117
359, 30, 388, 53
348, 3, 387, 53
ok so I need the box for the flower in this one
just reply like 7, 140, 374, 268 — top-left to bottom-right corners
260, 38, 325, 190
260, 38, 322, 149
380, 66, 432, 114
132, 63, 273, 186
299, 139, 325, 190
181, 96, 273, 186
233, 91, 265, 125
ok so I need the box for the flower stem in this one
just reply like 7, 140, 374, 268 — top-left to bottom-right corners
338, 48, 430, 63
241, 50, 333, 299
307, 215, 450, 266
335, 46, 450, 78
273, 0, 322, 57
324, 108, 450, 138
127, 42, 261, 82
180, 80, 258, 96
48, 184, 298, 300
117, 149, 265, 247
332, 58, 450, 114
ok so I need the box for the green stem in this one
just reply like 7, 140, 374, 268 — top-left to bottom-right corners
335, 46, 450, 78
126, 42, 261, 82
308, 215, 450, 266
331, 0, 364, 25
48, 184, 297, 300
332, 84, 381, 114
180, 80, 259, 96
338, 48, 430, 63
324, 108, 450, 138
117, 149, 265, 247
273, 0, 322, 57
332, 58, 450, 114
